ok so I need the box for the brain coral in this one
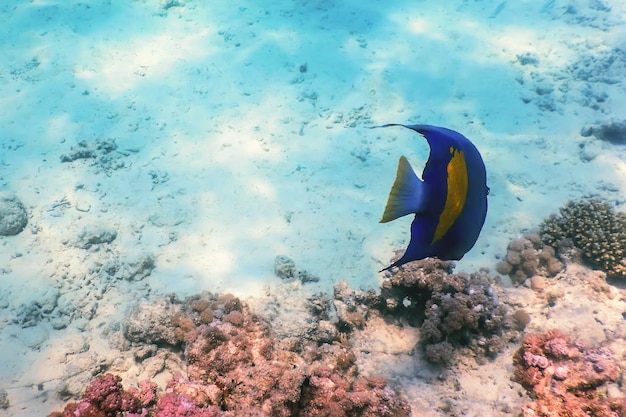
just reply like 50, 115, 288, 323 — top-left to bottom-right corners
539, 198, 626, 278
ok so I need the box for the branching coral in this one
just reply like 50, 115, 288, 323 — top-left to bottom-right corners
513, 331, 626, 416
539, 198, 626, 278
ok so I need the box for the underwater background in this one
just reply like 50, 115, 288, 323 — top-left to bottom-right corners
1, 1, 626, 416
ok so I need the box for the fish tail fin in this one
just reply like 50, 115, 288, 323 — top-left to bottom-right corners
380, 156, 424, 223
369, 123, 406, 130
379, 262, 399, 273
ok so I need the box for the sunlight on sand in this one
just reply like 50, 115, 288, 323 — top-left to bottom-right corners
74, 29, 218, 97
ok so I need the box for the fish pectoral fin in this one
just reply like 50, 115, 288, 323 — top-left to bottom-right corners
380, 156, 424, 223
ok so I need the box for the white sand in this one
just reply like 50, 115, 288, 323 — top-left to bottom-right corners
1, 0, 625, 415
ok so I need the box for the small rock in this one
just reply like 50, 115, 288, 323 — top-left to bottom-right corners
517, 52, 539, 66
513, 309, 531, 330
118, 254, 156, 281
72, 226, 117, 249
60, 140, 96, 162
606, 383, 623, 399
125, 298, 180, 346
274, 256, 319, 284
21, 326, 50, 350
0, 195, 28, 236
553, 366, 568, 380
581, 120, 626, 144
297, 270, 320, 283
205, 384, 223, 406
274, 255, 296, 280
0, 389, 8, 409
311, 320, 339, 344
529, 275, 546, 291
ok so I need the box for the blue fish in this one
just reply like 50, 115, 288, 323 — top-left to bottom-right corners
375, 124, 489, 271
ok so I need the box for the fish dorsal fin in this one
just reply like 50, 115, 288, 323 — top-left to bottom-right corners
380, 156, 425, 223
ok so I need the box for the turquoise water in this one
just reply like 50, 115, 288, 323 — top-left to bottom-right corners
0, 1, 625, 415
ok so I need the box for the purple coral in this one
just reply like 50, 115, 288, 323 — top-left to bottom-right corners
380, 258, 513, 363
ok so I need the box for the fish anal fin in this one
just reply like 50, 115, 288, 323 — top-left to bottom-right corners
380, 156, 424, 223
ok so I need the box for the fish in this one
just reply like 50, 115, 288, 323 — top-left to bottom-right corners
374, 124, 489, 271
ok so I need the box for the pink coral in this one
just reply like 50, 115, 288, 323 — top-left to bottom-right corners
299, 366, 410, 417
514, 331, 626, 416
48, 373, 144, 417
83, 373, 141, 415
136, 380, 159, 407
156, 393, 220, 417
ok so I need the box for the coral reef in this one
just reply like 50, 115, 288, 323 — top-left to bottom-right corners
539, 198, 626, 278
298, 366, 405, 417
513, 330, 626, 416
51, 292, 411, 416
0, 194, 28, 236
379, 257, 514, 364
495, 233, 564, 285
181, 295, 307, 415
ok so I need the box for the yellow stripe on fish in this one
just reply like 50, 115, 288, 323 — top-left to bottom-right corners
432, 147, 468, 244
